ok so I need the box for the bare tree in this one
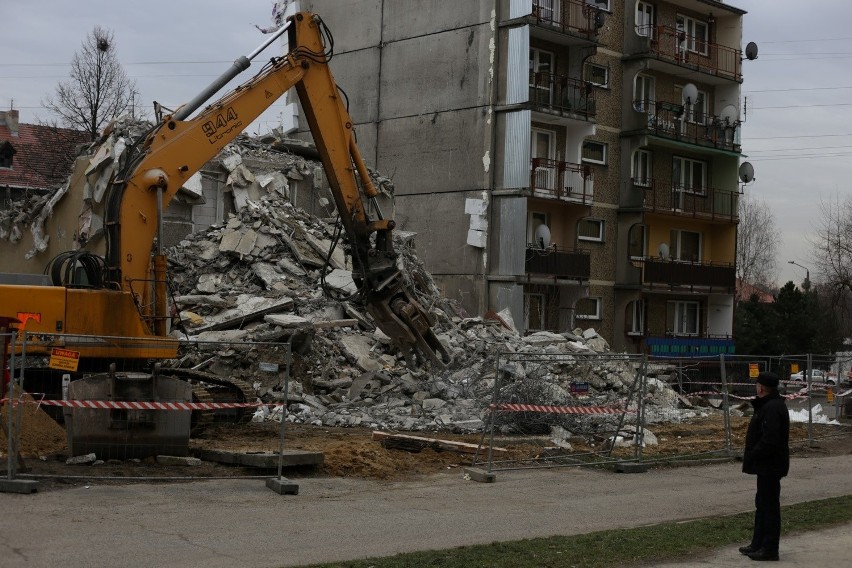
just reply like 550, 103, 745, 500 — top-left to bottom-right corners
42, 26, 138, 140
813, 195, 852, 293
736, 193, 779, 299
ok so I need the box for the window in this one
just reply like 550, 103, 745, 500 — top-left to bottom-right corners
0, 141, 15, 169
578, 218, 604, 242
628, 223, 646, 259
531, 129, 556, 190
677, 15, 709, 56
525, 293, 546, 331
670, 229, 701, 262
668, 300, 700, 336
586, 0, 610, 11
672, 156, 706, 194
634, 74, 655, 113
576, 297, 602, 320
585, 63, 609, 87
628, 299, 645, 335
530, 48, 555, 105
533, 0, 561, 23
582, 141, 607, 165
632, 149, 652, 187
676, 85, 708, 124
636, 1, 654, 37
528, 211, 550, 247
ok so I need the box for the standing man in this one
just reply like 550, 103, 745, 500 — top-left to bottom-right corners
739, 371, 790, 562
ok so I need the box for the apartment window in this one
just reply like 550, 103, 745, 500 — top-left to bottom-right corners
636, 2, 655, 37
582, 141, 607, 165
628, 299, 645, 335
634, 74, 655, 113
533, 0, 560, 23
578, 218, 604, 242
677, 15, 709, 56
528, 211, 551, 247
531, 129, 556, 190
585, 63, 609, 87
576, 297, 602, 320
677, 85, 708, 124
525, 293, 546, 331
632, 149, 652, 187
586, 0, 611, 11
668, 300, 700, 336
628, 223, 646, 259
672, 156, 706, 194
670, 229, 701, 262
530, 48, 555, 106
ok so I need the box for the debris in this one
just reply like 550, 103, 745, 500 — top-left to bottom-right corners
371, 431, 507, 455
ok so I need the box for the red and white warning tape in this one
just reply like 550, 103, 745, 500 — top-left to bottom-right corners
489, 403, 629, 415
0, 397, 273, 410
687, 390, 808, 401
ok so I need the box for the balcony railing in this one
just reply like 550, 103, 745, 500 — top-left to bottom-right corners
638, 179, 739, 221
641, 24, 742, 81
525, 245, 590, 280
634, 99, 741, 152
646, 336, 736, 357
531, 0, 600, 38
641, 257, 735, 290
529, 72, 596, 117
531, 158, 594, 204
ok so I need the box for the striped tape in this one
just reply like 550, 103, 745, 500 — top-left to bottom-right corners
1, 398, 273, 410
489, 403, 628, 415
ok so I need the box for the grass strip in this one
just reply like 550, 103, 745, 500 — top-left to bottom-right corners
297, 494, 852, 568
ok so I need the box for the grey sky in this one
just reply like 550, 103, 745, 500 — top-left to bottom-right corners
2, 0, 850, 287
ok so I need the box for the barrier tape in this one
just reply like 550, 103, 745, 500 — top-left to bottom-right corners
687, 390, 808, 401
0, 397, 274, 411
489, 403, 629, 415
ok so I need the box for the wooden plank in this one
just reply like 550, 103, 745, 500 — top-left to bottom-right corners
372, 431, 507, 455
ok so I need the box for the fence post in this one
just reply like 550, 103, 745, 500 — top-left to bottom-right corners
0, 331, 38, 493
806, 353, 815, 447
635, 355, 648, 462
719, 353, 733, 454
267, 341, 298, 495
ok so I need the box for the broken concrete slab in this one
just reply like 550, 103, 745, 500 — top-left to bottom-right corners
324, 269, 357, 295
66, 453, 97, 465
191, 295, 294, 333
196, 449, 323, 469
264, 314, 311, 329
156, 455, 202, 466
304, 232, 347, 270
340, 335, 383, 372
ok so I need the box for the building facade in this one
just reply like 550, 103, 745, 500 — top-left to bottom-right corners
296, 0, 745, 354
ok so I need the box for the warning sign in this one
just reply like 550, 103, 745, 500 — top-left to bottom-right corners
49, 348, 80, 372
749, 364, 759, 379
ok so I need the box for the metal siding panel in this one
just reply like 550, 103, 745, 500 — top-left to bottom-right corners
509, 0, 532, 19
503, 110, 531, 189
506, 26, 529, 104
498, 197, 527, 275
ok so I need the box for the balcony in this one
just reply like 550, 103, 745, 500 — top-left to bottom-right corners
636, 100, 741, 152
641, 24, 742, 81
639, 179, 739, 222
529, 72, 596, 118
525, 245, 590, 280
641, 257, 735, 291
531, 0, 600, 40
531, 158, 594, 205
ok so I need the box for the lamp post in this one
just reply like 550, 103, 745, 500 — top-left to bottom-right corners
788, 260, 810, 292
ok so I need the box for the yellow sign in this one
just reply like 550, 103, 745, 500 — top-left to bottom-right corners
49, 347, 80, 372
791, 363, 799, 374
827, 388, 834, 403
749, 364, 759, 379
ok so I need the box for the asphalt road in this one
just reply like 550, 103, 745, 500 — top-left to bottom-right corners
2, 455, 852, 568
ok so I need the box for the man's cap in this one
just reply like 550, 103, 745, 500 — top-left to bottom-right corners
757, 372, 780, 388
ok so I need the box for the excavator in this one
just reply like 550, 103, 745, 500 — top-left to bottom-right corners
0, 11, 450, 458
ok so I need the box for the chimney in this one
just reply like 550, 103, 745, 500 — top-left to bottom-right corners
1, 109, 19, 136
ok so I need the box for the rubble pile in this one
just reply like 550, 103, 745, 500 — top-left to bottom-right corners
165, 138, 707, 438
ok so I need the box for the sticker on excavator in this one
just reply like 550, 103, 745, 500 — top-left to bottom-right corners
49, 347, 80, 372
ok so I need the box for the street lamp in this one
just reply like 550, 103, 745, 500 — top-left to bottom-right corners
788, 260, 810, 292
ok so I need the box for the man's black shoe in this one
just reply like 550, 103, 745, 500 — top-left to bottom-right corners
738, 545, 757, 555
747, 548, 779, 561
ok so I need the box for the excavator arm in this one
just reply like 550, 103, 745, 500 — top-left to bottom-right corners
104, 12, 450, 367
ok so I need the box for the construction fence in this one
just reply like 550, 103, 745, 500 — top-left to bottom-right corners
2, 331, 298, 487
472, 351, 852, 474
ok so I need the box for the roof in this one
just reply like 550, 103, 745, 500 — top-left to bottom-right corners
0, 121, 90, 192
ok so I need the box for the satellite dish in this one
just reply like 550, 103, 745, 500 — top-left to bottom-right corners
719, 104, 738, 125
535, 224, 551, 249
738, 161, 755, 184
745, 42, 758, 61
658, 243, 670, 260
682, 83, 699, 106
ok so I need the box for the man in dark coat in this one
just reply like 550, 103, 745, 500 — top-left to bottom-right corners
739, 371, 790, 561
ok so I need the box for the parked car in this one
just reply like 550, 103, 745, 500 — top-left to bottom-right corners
789, 369, 838, 385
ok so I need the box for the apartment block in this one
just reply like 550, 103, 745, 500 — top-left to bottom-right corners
296, 0, 746, 354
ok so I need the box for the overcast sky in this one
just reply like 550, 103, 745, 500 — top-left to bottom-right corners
2, 0, 850, 287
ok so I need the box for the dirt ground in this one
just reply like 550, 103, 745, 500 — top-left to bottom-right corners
3, 398, 852, 492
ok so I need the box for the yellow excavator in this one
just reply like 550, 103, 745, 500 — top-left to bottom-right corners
0, 12, 450, 458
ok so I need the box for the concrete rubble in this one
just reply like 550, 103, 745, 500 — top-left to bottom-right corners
161, 136, 720, 447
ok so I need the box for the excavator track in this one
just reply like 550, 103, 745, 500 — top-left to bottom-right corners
160, 368, 257, 431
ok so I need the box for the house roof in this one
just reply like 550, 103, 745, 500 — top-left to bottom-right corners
0, 121, 90, 192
